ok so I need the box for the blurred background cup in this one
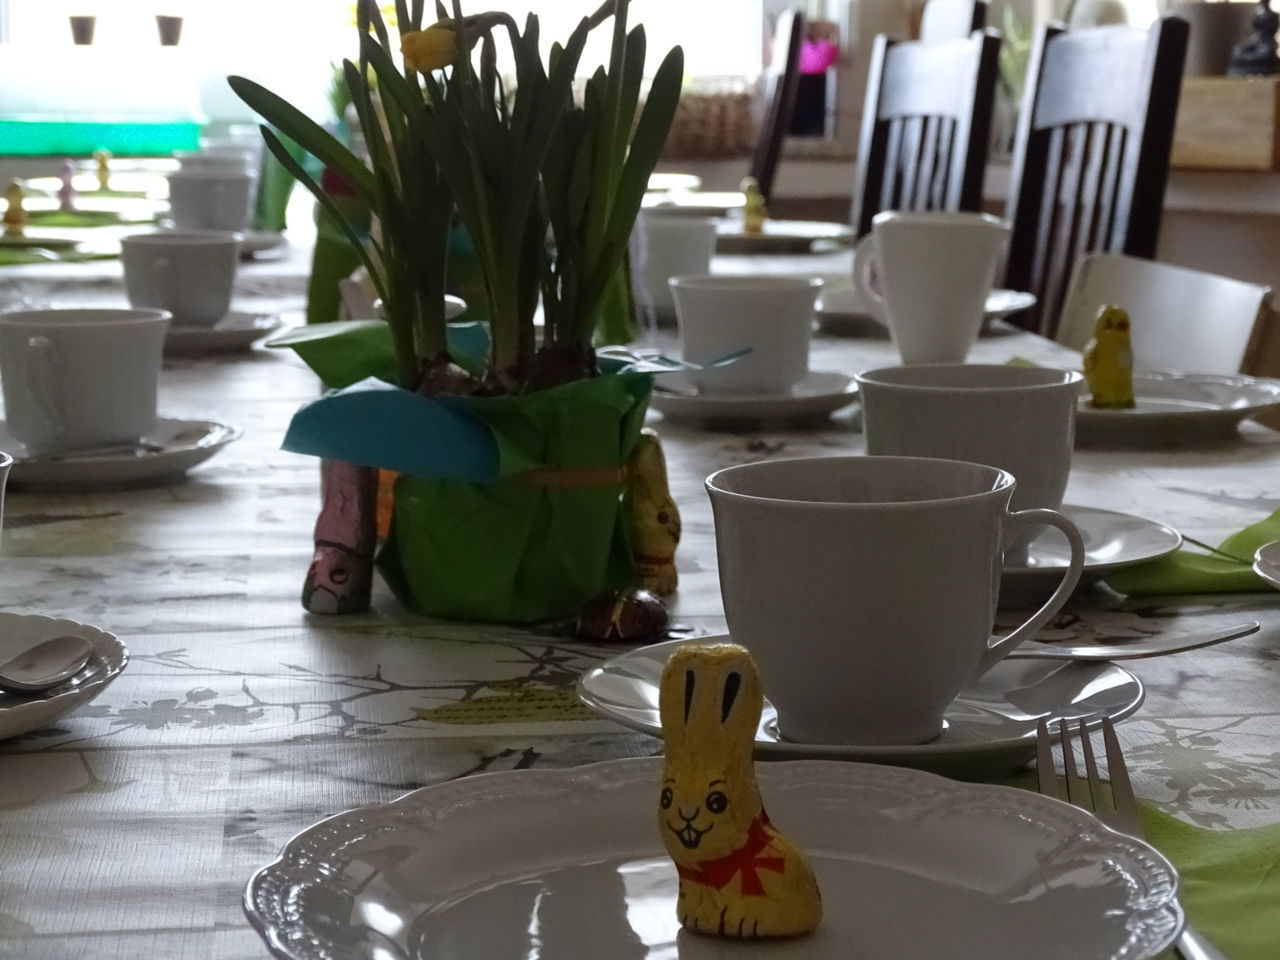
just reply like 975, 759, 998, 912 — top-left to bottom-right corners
853, 211, 1009, 364
670, 274, 821, 395
122, 231, 242, 327
167, 169, 256, 231
174, 146, 255, 174
0, 309, 171, 454
631, 212, 718, 319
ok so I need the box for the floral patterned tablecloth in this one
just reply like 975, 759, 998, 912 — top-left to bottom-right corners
1, 252, 1279, 958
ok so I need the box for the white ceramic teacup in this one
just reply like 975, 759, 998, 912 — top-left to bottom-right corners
856, 365, 1083, 514
122, 231, 242, 327
671, 274, 821, 395
175, 146, 255, 174
167, 169, 256, 231
853, 211, 1009, 363
706, 456, 1085, 746
631, 212, 717, 317
0, 309, 171, 454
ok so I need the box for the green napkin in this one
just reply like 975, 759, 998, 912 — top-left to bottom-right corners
1005, 775, 1280, 958
1106, 507, 1280, 596
1140, 805, 1280, 960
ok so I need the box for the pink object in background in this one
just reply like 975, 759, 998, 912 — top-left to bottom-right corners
799, 41, 839, 74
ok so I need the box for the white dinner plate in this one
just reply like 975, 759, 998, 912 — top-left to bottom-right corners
715, 219, 854, 254
641, 190, 745, 218
1003, 505, 1182, 591
0, 612, 128, 742
245, 758, 1181, 960
4, 417, 241, 490
646, 172, 703, 193
816, 287, 1037, 337
164, 311, 281, 356
1075, 371, 1280, 447
578, 637, 1144, 779
650, 371, 857, 425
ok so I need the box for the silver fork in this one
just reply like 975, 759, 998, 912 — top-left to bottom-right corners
1036, 718, 1228, 960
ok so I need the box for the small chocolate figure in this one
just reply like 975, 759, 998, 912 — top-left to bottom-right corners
57, 160, 78, 213
576, 587, 670, 642
302, 460, 377, 614
623, 428, 681, 596
741, 176, 767, 236
658, 643, 822, 938
1229, 0, 1280, 77
94, 150, 111, 193
1083, 304, 1136, 409
2, 181, 27, 239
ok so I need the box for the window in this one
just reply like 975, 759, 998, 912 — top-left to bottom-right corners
1, 1, 765, 123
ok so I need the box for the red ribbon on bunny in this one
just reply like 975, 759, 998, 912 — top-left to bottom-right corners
676, 815, 786, 896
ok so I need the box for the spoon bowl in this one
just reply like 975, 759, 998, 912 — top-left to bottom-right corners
0, 634, 94, 693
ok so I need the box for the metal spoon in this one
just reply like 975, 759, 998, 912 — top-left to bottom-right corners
1006, 621, 1259, 661
0, 635, 94, 694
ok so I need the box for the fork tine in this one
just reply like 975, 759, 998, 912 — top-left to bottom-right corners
1035, 718, 1057, 796
1078, 719, 1105, 814
1102, 717, 1145, 836
1057, 720, 1086, 806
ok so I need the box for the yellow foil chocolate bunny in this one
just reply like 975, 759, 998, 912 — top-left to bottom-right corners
658, 643, 822, 938
1083, 305, 1135, 409
623, 428, 680, 596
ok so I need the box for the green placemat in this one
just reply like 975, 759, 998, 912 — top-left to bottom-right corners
26, 209, 153, 228
0, 248, 117, 266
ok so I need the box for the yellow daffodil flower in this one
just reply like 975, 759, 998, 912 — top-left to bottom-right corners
401, 24, 457, 73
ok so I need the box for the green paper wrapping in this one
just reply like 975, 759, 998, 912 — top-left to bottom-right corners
377, 371, 653, 622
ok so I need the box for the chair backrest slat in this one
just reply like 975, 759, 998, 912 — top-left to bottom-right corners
851, 30, 1002, 236
1003, 18, 1189, 336
750, 8, 806, 204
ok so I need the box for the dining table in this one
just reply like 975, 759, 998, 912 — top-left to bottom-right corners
2, 240, 1279, 959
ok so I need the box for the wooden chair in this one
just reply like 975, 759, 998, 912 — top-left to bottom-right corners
1057, 252, 1273, 375
850, 29, 1002, 238
919, 0, 988, 43
750, 8, 805, 204
1003, 18, 1190, 338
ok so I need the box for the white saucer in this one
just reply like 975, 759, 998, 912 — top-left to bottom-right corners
817, 287, 1037, 337
0, 612, 128, 742
239, 230, 287, 258
164, 311, 281, 356
1253, 540, 1280, 590
650, 370, 858, 425
1076, 371, 1280, 446
1003, 505, 1182, 592
5, 418, 241, 490
578, 637, 1144, 779
715, 219, 854, 254
246, 757, 1180, 960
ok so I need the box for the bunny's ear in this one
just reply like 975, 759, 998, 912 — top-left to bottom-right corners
629, 430, 671, 499
659, 643, 764, 754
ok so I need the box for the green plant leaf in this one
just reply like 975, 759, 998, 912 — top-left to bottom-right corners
258, 127, 384, 305
227, 76, 375, 206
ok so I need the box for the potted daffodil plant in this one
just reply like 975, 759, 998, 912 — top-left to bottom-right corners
230, 0, 684, 623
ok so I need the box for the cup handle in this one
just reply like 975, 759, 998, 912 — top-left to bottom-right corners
25, 335, 63, 441
978, 507, 1085, 673
851, 233, 884, 317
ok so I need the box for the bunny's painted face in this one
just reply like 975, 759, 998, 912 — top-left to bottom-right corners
661, 774, 738, 851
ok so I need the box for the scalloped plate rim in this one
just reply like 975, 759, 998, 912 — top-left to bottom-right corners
243, 756, 1182, 960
